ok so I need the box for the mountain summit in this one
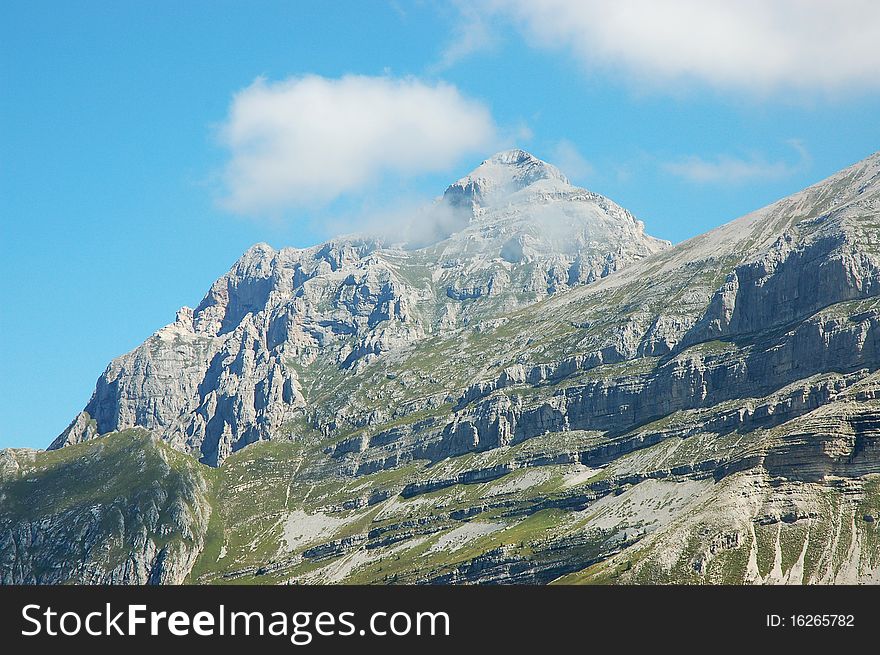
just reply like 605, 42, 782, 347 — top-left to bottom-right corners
433, 149, 667, 266
443, 149, 573, 210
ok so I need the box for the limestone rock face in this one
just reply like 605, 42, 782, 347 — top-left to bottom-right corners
50, 150, 669, 465
9, 150, 880, 586
0, 431, 211, 584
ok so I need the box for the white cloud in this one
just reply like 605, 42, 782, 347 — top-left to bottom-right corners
663, 155, 791, 184
323, 197, 474, 250
432, 3, 498, 72
663, 141, 810, 184
219, 75, 499, 214
481, 0, 880, 93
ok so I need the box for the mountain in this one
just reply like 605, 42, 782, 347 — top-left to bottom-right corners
3, 150, 880, 585
49, 149, 668, 466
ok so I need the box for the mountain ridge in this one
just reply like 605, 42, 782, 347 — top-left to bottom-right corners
6, 148, 880, 585
49, 149, 669, 464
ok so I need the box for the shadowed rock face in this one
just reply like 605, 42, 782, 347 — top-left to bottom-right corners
6, 151, 880, 585
0, 431, 211, 584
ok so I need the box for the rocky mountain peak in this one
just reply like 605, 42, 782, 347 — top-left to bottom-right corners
49, 146, 674, 464
443, 148, 573, 210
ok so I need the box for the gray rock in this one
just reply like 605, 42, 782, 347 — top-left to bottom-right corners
8, 149, 880, 586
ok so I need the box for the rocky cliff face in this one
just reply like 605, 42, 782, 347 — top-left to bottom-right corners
0, 430, 211, 584
5, 150, 880, 585
50, 149, 668, 466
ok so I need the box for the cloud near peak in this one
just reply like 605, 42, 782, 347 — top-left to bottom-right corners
662, 141, 811, 184
219, 75, 499, 215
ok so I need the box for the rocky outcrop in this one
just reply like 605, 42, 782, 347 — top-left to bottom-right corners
1, 431, 211, 584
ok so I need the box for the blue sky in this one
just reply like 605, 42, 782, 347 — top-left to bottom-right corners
2, 1, 880, 449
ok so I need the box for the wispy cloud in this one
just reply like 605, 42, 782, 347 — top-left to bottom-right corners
550, 140, 593, 183
471, 1, 880, 94
322, 196, 473, 249
662, 141, 810, 184
431, 3, 498, 72
218, 74, 499, 215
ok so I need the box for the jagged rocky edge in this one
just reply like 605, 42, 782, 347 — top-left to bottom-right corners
50, 150, 670, 465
